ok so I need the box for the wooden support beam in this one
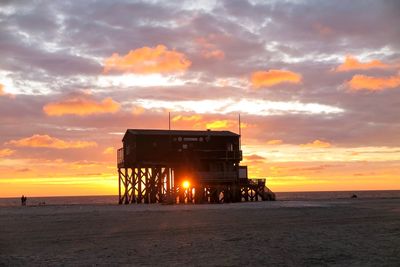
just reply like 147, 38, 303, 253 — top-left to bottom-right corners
118, 169, 122, 204
137, 167, 142, 203
124, 168, 129, 204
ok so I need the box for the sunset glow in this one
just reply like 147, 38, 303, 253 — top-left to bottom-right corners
251, 69, 302, 88
335, 55, 390, 72
182, 181, 190, 189
0, 1, 399, 197
103, 45, 191, 74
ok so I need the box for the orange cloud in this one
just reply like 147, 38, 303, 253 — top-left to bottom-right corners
7, 134, 97, 149
44, 96, 120, 116
195, 36, 225, 60
348, 74, 400, 91
251, 69, 302, 88
335, 55, 389, 72
0, 83, 4, 95
267, 139, 283, 145
103, 147, 115, 155
193, 118, 244, 130
171, 115, 241, 131
205, 120, 232, 129
239, 122, 249, 129
103, 45, 191, 74
172, 115, 202, 122
0, 148, 15, 157
300, 140, 331, 148
245, 154, 266, 161
132, 106, 145, 115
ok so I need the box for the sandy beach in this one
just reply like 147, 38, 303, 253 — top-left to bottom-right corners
1, 199, 399, 266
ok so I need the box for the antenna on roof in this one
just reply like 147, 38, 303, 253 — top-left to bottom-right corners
168, 112, 171, 130
239, 113, 242, 150
239, 113, 241, 136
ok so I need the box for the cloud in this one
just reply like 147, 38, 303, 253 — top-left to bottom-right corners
172, 115, 202, 122
203, 49, 225, 60
348, 74, 400, 91
103, 45, 191, 74
103, 147, 115, 155
205, 120, 232, 129
251, 69, 302, 88
131, 106, 145, 115
313, 23, 333, 36
335, 55, 390, 72
170, 115, 240, 131
245, 154, 266, 161
195, 36, 225, 60
300, 140, 331, 148
133, 98, 343, 116
267, 139, 283, 145
7, 134, 97, 149
0, 83, 13, 97
0, 148, 15, 157
43, 95, 120, 116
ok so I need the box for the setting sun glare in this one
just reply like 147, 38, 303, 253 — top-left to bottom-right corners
182, 180, 190, 189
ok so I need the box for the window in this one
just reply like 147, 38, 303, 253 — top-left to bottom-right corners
227, 143, 233, 151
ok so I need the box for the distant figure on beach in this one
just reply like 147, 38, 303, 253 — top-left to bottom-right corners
351, 194, 358, 199
21, 195, 27, 206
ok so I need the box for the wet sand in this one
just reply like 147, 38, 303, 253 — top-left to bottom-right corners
1, 199, 399, 266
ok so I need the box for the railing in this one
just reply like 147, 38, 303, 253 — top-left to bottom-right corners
248, 178, 266, 187
194, 150, 242, 160
196, 171, 237, 181
117, 148, 124, 167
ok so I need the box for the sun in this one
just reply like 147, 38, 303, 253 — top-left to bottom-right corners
182, 180, 190, 189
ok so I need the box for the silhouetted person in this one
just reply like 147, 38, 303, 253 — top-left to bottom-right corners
21, 195, 27, 206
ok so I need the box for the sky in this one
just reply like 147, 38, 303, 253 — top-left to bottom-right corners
0, 0, 399, 197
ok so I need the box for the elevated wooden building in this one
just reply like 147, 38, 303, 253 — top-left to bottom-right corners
117, 129, 274, 204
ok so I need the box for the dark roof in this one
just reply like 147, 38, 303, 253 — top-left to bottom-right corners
124, 129, 239, 139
